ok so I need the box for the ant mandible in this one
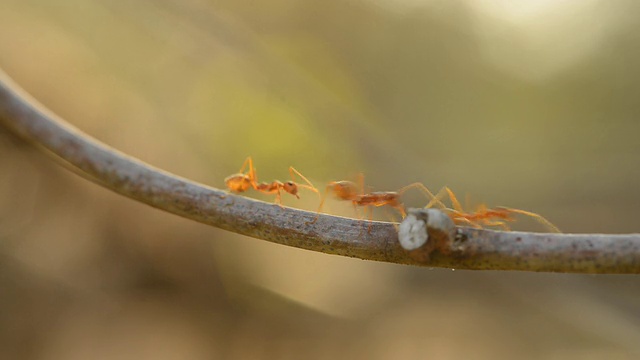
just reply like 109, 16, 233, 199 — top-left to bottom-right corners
425, 187, 561, 233
224, 157, 320, 206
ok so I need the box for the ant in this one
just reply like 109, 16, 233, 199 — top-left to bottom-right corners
310, 173, 444, 225
224, 157, 320, 205
424, 187, 561, 233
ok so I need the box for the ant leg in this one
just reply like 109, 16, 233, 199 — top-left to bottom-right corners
250, 162, 261, 190
274, 189, 284, 208
424, 187, 449, 209
398, 182, 446, 209
395, 205, 407, 218
355, 173, 368, 233
465, 193, 473, 212
356, 173, 364, 196
384, 207, 401, 231
498, 207, 561, 233
352, 204, 366, 237
365, 205, 374, 233
368, 205, 374, 222
351, 203, 370, 233
306, 184, 333, 225
452, 217, 483, 229
482, 220, 511, 231
354, 172, 369, 233
444, 187, 465, 212
237, 157, 251, 174
239, 156, 259, 189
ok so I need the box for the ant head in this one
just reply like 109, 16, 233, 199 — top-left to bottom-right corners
328, 181, 358, 199
493, 207, 516, 221
283, 181, 300, 198
224, 174, 252, 192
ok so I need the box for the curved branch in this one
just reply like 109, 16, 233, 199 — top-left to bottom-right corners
1, 70, 639, 274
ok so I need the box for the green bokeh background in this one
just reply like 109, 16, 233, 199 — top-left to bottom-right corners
1, 0, 639, 358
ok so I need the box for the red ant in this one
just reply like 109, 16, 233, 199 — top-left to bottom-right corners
310, 173, 443, 224
425, 187, 560, 232
225, 157, 320, 205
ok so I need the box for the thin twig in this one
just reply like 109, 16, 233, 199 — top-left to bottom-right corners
0, 70, 639, 274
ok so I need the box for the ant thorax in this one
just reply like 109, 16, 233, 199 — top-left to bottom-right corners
356, 192, 400, 206
327, 181, 359, 200
256, 181, 282, 193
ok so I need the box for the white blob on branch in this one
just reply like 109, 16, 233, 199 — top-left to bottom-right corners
398, 214, 427, 250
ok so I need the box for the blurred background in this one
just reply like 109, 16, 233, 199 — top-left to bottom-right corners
1, 0, 640, 358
